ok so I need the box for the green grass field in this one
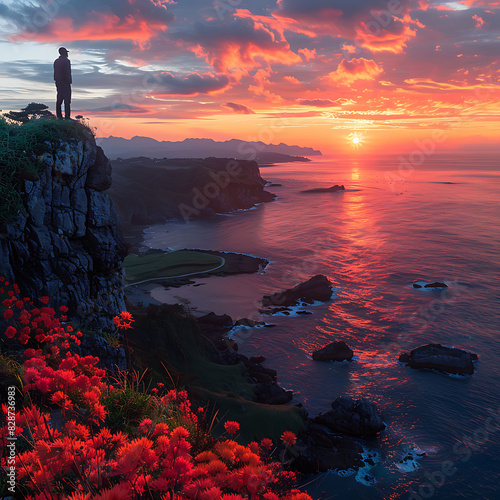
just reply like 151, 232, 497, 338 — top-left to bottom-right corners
124, 250, 224, 284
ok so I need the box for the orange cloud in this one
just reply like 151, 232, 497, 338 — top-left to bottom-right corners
11, 12, 165, 47
473, 14, 485, 28
190, 41, 301, 81
404, 78, 499, 92
329, 58, 384, 85
355, 23, 419, 53
283, 75, 301, 84
355, 14, 424, 54
248, 68, 284, 102
234, 9, 316, 38
298, 48, 317, 61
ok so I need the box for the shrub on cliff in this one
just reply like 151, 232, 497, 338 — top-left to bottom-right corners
0, 279, 312, 499
0, 110, 94, 223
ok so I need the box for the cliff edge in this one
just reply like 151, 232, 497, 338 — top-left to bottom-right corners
108, 156, 276, 227
0, 122, 126, 330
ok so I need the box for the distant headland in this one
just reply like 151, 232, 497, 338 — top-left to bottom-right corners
97, 136, 322, 161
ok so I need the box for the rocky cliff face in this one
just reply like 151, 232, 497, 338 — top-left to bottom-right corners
0, 131, 126, 331
108, 157, 276, 227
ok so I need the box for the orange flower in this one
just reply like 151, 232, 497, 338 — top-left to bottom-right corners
224, 421, 240, 436
281, 431, 297, 447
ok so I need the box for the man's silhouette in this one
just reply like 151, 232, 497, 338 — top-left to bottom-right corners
54, 47, 72, 120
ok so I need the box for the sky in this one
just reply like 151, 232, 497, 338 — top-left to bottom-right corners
0, 0, 499, 154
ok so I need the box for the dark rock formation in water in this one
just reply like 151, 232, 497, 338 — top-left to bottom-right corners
262, 274, 333, 308
108, 157, 276, 227
300, 184, 345, 193
412, 281, 448, 289
314, 396, 386, 437
297, 422, 364, 472
399, 343, 477, 375
312, 341, 353, 362
0, 131, 126, 331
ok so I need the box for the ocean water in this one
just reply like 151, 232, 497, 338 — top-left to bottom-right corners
139, 154, 500, 500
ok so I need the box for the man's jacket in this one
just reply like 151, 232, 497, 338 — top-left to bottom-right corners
54, 56, 72, 84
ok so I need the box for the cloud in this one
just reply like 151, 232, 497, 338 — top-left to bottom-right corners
472, 14, 485, 28
298, 47, 317, 61
223, 102, 256, 114
89, 103, 150, 114
328, 57, 384, 85
298, 99, 340, 107
152, 72, 231, 95
7, 0, 174, 46
181, 16, 302, 80
355, 15, 425, 54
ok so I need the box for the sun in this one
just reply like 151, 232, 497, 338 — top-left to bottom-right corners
347, 132, 364, 149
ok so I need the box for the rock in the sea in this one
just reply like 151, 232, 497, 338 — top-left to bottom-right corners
399, 343, 477, 375
262, 274, 333, 307
249, 355, 266, 364
234, 318, 266, 328
424, 282, 448, 288
412, 281, 448, 289
298, 422, 364, 472
301, 185, 345, 193
313, 341, 353, 362
314, 396, 386, 437
253, 381, 293, 405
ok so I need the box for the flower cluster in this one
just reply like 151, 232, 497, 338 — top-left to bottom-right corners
0, 279, 310, 499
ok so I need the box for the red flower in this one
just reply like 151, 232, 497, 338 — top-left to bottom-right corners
260, 438, 273, 450
59, 305, 68, 313
224, 421, 240, 436
5, 326, 16, 338
40, 296, 50, 305
3, 309, 13, 320
281, 431, 296, 447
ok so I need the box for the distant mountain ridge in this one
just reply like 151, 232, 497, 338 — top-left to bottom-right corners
97, 136, 322, 160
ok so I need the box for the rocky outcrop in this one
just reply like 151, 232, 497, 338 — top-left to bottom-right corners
312, 341, 353, 362
195, 312, 293, 405
314, 396, 386, 437
300, 185, 345, 193
0, 130, 126, 330
262, 275, 333, 308
107, 157, 276, 227
297, 422, 364, 472
412, 281, 448, 289
399, 344, 477, 375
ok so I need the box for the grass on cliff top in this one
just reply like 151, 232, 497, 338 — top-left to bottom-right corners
129, 306, 305, 443
124, 250, 224, 284
0, 116, 94, 224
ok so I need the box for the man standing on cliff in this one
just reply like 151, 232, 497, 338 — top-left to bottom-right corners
54, 47, 72, 120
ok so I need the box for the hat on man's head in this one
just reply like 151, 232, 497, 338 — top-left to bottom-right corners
58, 47, 69, 55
